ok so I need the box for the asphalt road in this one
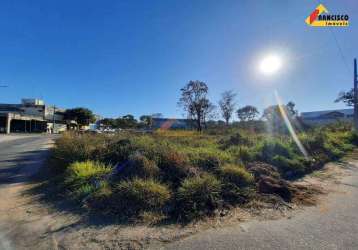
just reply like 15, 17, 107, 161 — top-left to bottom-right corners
166, 159, 358, 250
0, 134, 56, 250
0, 135, 55, 184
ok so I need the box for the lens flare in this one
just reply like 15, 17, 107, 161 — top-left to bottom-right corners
259, 55, 282, 75
274, 91, 309, 160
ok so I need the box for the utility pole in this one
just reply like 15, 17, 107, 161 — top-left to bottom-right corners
354, 58, 358, 130
53, 105, 56, 134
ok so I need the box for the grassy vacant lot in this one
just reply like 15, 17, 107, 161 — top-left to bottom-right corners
47, 123, 358, 223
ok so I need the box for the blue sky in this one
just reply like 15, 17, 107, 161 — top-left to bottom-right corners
0, 0, 357, 119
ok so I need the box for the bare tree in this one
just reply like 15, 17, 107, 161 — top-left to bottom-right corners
218, 90, 237, 125
178, 80, 211, 132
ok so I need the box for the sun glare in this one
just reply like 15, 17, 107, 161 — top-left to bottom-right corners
259, 55, 282, 75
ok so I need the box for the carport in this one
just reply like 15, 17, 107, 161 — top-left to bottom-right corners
0, 113, 47, 134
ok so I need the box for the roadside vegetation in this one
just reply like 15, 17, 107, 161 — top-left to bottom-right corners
46, 122, 358, 223
43, 81, 358, 224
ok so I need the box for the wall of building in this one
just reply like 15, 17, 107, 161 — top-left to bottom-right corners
152, 118, 193, 129
300, 109, 353, 126
0, 99, 66, 134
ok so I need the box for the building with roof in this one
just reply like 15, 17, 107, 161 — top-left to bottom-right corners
0, 99, 66, 134
300, 108, 353, 125
151, 118, 194, 129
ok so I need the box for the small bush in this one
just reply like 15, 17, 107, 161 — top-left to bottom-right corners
348, 131, 358, 146
176, 174, 222, 221
113, 178, 171, 217
122, 153, 160, 179
220, 164, 254, 187
49, 133, 112, 174
87, 181, 113, 211
323, 142, 344, 159
259, 139, 292, 161
158, 150, 192, 186
271, 155, 305, 178
74, 183, 96, 199
187, 148, 232, 172
219, 132, 252, 149
221, 183, 254, 205
65, 161, 111, 187
227, 146, 256, 163
105, 138, 138, 163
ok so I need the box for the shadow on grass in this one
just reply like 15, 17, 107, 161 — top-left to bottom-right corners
25, 163, 184, 230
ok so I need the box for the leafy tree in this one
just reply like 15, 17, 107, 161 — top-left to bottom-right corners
219, 90, 237, 125
139, 115, 153, 128
178, 80, 212, 132
64, 107, 95, 126
262, 102, 298, 134
116, 114, 138, 129
286, 101, 298, 116
237, 105, 259, 121
99, 118, 116, 128
335, 88, 354, 106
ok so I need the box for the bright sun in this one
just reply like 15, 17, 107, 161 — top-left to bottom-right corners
259, 55, 282, 75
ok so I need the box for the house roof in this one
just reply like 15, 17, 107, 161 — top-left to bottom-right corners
300, 109, 353, 118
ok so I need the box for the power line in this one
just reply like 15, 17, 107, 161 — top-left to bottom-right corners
329, 28, 351, 74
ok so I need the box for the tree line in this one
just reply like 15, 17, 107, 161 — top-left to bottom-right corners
178, 80, 299, 132
62, 81, 353, 132
66, 80, 305, 131
62, 108, 162, 129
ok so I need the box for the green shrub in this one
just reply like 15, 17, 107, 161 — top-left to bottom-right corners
219, 132, 252, 148
176, 174, 222, 221
47, 125, 356, 222
221, 183, 254, 205
258, 139, 292, 161
271, 155, 305, 177
298, 131, 325, 153
87, 181, 113, 211
157, 150, 192, 186
323, 142, 344, 159
187, 148, 232, 172
50, 133, 110, 174
348, 131, 358, 146
227, 146, 256, 163
113, 178, 171, 217
74, 183, 96, 199
220, 164, 254, 187
65, 161, 111, 187
122, 153, 160, 179
105, 138, 138, 163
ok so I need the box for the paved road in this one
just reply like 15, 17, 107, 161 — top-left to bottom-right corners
0, 135, 56, 184
0, 134, 56, 250
166, 159, 358, 250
